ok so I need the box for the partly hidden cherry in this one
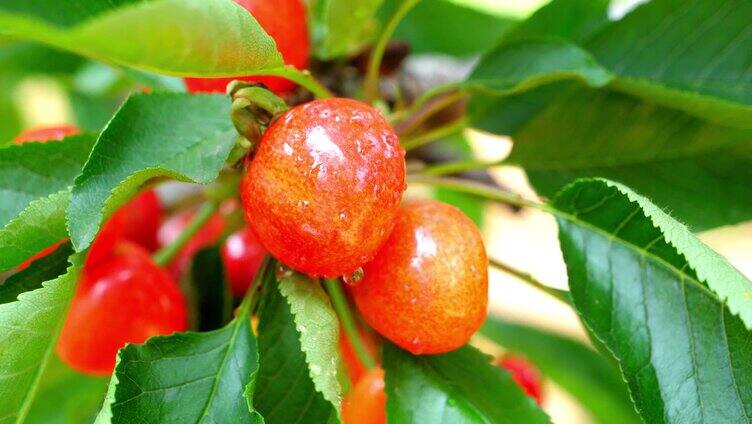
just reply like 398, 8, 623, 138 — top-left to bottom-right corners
184, 0, 309, 94
114, 189, 163, 252
220, 227, 267, 297
13, 125, 80, 145
157, 207, 226, 280
342, 367, 387, 424
339, 327, 381, 384
351, 200, 488, 355
498, 356, 544, 405
57, 242, 187, 375
86, 189, 163, 268
241, 98, 406, 278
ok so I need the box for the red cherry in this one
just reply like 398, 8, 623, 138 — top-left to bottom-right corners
157, 208, 226, 280
351, 200, 488, 355
241, 98, 406, 278
220, 228, 267, 297
85, 211, 125, 269
184, 0, 309, 94
13, 125, 80, 145
57, 242, 187, 375
498, 356, 544, 405
342, 367, 386, 424
112, 189, 163, 252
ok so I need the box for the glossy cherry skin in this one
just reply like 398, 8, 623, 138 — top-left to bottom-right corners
241, 98, 406, 278
57, 242, 187, 375
157, 208, 226, 280
84, 190, 163, 268
342, 367, 387, 424
114, 189, 163, 252
220, 227, 267, 297
498, 356, 544, 405
340, 327, 380, 384
13, 125, 80, 144
184, 0, 309, 94
351, 200, 488, 355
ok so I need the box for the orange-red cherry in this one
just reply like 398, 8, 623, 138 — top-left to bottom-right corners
184, 0, 309, 94
342, 367, 387, 424
498, 356, 544, 405
241, 98, 406, 278
13, 125, 80, 144
220, 227, 267, 297
157, 207, 226, 280
340, 327, 381, 384
57, 242, 187, 375
351, 200, 488, 355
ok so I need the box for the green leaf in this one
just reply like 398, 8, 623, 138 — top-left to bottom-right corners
0, 0, 283, 76
0, 75, 22, 145
312, 0, 383, 59
0, 133, 95, 228
503, 0, 610, 43
277, 272, 343, 409
469, 0, 752, 129
68, 92, 236, 251
465, 38, 612, 96
26, 356, 108, 424
0, 249, 80, 424
552, 178, 752, 422
383, 343, 550, 423
96, 301, 261, 423
379, 0, 517, 57
251, 269, 339, 424
189, 246, 233, 332
0, 191, 71, 272
585, 0, 752, 129
507, 87, 752, 231
0, 42, 84, 76
480, 317, 639, 424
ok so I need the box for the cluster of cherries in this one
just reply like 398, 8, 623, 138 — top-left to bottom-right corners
11, 0, 544, 419
15, 127, 266, 375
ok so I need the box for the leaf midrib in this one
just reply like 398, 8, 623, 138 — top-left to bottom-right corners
196, 312, 248, 423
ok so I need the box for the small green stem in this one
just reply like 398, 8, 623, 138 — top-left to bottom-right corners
394, 88, 464, 136
408, 174, 543, 210
153, 201, 218, 267
422, 159, 505, 176
323, 278, 377, 369
238, 255, 272, 316
247, 66, 332, 99
365, 0, 422, 103
401, 117, 468, 151
489, 258, 571, 304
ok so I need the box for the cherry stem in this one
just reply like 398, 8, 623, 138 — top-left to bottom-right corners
365, 0, 422, 103
488, 258, 571, 305
421, 158, 506, 176
407, 174, 543, 210
323, 277, 377, 369
153, 201, 219, 267
238, 255, 272, 316
401, 117, 468, 151
392, 84, 463, 133
245, 65, 333, 99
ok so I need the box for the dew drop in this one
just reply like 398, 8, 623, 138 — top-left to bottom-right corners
343, 268, 365, 286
